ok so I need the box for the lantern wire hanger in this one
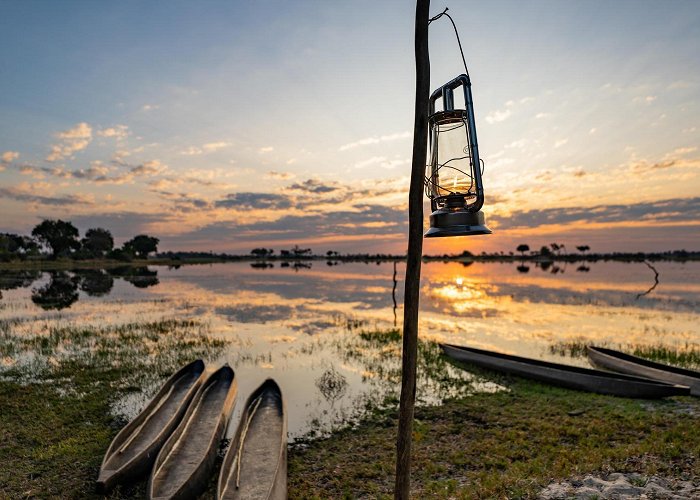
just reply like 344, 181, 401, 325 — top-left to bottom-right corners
428, 8, 470, 78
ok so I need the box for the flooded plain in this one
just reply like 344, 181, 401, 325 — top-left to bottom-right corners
1, 260, 699, 439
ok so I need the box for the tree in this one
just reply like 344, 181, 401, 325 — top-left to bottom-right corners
251, 248, 273, 258
539, 245, 552, 257
576, 245, 590, 254
31, 219, 80, 258
516, 244, 530, 256
81, 228, 114, 257
291, 245, 312, 257
122, 235, 159, 259
0, 233, 30, 261
550, 242, 567, 256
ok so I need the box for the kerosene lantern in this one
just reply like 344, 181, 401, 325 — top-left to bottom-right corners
424, 74, 491, 237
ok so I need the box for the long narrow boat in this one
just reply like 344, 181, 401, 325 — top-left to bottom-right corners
587, 346, 700, 396
97, 359, 206, 493
217, 379, 287, 500
148, 365, 238, 500
441, 343, 690, 399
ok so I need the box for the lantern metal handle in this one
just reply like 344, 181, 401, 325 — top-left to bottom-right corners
428, 74, 483, 213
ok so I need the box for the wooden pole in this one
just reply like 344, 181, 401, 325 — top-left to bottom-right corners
395, 0, 430, 498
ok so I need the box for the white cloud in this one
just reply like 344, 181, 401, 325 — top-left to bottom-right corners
1, 151, 19, 163
554, 138, 569, 148
97, 125, 129, 139
259, 146, 274, 154
202, 141, 230, 152
142, 104, 158, 111
354, 156, 409, 170
339, 131, 411, 151
46, 122, 93, 162
672, 147, 697, 155
354, 156, 386, 169
182, 141, 232, 155
181, 146, 203, 156
485, 108, 511, 124
633, 95, 657, 104
489, 157, 515, 168
535, 112, 550, 119
589, 128, 597, 134
265, 171, 295, 180
131, 159, 167, 177
57, 122, 92, 140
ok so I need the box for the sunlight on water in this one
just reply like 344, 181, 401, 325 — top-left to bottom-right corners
1, 260, 699, 438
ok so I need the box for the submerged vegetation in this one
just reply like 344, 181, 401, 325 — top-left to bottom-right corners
0, 318, 226, 498
1, 319, 700, 498
289, 338, 700, 499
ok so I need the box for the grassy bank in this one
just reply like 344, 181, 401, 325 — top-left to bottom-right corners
0, 319, 227, 499
289, 370, 700, 499
2, 324, 699, 499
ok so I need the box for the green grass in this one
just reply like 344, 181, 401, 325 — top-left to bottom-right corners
3, 324, 700, 499
289, 369, 700, 499
0, 319, 227, 499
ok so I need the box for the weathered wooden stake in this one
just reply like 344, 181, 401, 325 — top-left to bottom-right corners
395, 0, 430, 498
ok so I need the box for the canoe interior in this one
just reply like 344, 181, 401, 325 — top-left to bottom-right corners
588, 346, 700, 396
588, 346, 700, 378
441, 343, 690, 398
98, 359, 205, 490
150, 365, 237, 500
218, 379, 286, 500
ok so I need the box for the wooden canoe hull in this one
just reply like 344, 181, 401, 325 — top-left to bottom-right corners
441, 343, 690, 399
217, 379, 287, 500
148, 365, 237, 500
97, 359, 206, 493
587, 346, 700, 396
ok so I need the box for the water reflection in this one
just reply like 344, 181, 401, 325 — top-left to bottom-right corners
2, 260, 699, 437
1, 267, 161, 310
109, 266, 159, 288
315, 366, 348, 406
76, 269, 114, 297
31, 271, 80, 310
2, 261, 700, 315
0, 269, 41, 290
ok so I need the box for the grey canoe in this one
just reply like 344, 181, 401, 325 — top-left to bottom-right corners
587, 346, 700, 397
97, 359, 206, 493
441, 343, 690, 398
217, 379, 287, 500
148, 364, 238, 500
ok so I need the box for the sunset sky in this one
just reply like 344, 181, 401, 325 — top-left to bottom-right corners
1, 0, 699, 255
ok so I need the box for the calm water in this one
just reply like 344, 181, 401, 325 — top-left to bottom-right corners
1, 260, 699, 439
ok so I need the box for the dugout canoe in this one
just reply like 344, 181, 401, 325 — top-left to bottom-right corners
587, 346, 700, 396
97, 359, 206, 493
441, 343, 690, 399
217, 379, 287, 500
148, 365, 237, 500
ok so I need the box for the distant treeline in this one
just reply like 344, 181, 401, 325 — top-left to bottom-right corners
0, 219, 159, 262
3, 221, 698, 264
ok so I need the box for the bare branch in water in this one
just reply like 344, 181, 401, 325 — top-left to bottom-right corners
636, 261, 660, 300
